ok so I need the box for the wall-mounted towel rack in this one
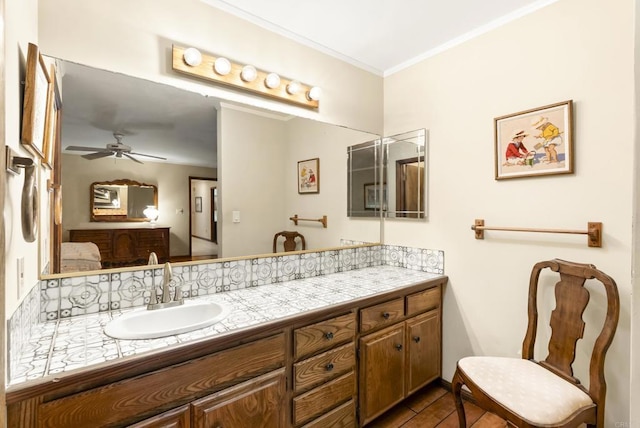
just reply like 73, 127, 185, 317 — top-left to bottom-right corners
471, 219, 602, 248
290, 214, 328, 228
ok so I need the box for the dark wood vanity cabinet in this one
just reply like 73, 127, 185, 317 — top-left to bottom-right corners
6, 277, 445, 428
70, 227, 170, 267
358, 288, 442, 425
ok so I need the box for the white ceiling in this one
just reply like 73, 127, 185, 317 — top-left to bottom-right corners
202, 0, 556, 76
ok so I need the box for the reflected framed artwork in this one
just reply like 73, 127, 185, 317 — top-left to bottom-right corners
195, 196, 202, 212
298, 158, 319, 194
21, 43, 51, 160
364, 182, 387, 210
494, 100, 573, 180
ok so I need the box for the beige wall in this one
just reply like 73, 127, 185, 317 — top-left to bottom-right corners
384, 0, 634, 424
3, 0, 40, 317
218, 106, 287, 257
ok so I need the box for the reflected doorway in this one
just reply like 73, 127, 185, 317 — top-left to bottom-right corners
395, 158, 424, 218
189, 177, 218, 260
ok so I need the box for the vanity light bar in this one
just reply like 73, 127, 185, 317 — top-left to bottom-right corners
172, 45, 320, 109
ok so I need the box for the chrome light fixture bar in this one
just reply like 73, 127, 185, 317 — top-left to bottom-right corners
172, 45, 320, 109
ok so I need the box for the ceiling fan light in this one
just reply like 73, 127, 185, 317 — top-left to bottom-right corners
265, 73, 281, 89
240, 65, 257, 82
183, 48, 202, 67
286, 81, 301, 95
214, 57, 232, 76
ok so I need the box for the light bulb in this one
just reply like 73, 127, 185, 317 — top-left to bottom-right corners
307, 86, 322, 101
286, 81, 301, 95
264, 73, 281, 89
143, 205, 159, 223
183, 48, 202, 67
214, 57, 232, 76
240, 65, 257, 82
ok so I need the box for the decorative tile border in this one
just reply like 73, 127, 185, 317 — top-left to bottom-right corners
8, 244, 444, 375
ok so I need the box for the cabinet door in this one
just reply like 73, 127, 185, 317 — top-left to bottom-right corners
128, 405, 190, 427
191, 369, 286, 428
406, 310, 441, 396
113, 230, 137, 261
359, 324, 405, 425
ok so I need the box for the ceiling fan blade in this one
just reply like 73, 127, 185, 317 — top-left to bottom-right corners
130, 151, 167, 160
123, 153, 144, 164
82, 151, 114, 160
66, 145, 110, 152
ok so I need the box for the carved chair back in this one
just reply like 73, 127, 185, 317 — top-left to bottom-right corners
273, 231, 306, 253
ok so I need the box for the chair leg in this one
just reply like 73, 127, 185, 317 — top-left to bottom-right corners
451, 369, 467, 427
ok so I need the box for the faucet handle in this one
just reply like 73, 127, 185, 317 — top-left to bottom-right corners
174, 284, 183, 303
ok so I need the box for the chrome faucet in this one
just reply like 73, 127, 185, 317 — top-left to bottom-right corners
147, 262, 184, 310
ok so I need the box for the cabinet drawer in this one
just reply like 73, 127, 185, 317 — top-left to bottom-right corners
300, 399, 356, 428
38, 334, 285, 427
360, 298, 404, 332
292, 371, 356, 426
294, 342, 356, 392
294, 312, 356, 359
406, 286, 441, 316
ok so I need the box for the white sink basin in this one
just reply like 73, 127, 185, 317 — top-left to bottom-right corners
104, 300, 230, 340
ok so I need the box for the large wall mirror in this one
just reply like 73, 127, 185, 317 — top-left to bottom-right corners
46, 59, 381, 276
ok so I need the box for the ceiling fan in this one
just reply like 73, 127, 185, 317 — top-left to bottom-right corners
65, 133, 167, 164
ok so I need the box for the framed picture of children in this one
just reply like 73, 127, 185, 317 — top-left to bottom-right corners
298, 158, 319, 194
494, 100, 573, 180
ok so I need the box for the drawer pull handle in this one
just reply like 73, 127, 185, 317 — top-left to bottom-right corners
325, 363, 334, 371
395, 344, 403, 351
413, 336, 421, 343
382, 312, 390, 319
324, 331, 334, 340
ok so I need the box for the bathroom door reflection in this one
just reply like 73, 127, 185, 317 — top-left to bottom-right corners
395, 158, 424, 218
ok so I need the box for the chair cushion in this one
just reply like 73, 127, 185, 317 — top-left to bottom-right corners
458, 356, 593, 425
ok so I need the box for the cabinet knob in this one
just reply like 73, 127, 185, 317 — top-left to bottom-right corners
324, 331, 334, 340
382, 312, 390, 319
395, 344, 403, 351
413, 336, 421, 343
325, 363, 334, 371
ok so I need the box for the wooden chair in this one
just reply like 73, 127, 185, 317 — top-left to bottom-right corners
273, 231, 306, 253
452, 259, 619, 428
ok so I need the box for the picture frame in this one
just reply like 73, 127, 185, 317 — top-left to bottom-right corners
298, 158, 320, 194
494, 100, 573, 180
364, 182, 387, 210
21, 43, 51, 160
195, 196, 202, 212
42, 64, 60, 169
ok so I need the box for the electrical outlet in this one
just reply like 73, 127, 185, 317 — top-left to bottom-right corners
17, 257, 25, 298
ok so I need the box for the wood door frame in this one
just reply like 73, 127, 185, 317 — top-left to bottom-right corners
188, 176, 217, 257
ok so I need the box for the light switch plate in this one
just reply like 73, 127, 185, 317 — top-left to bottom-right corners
232, 211, 240, 223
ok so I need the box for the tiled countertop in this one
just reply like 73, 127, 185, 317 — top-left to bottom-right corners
9, 266, 444, 386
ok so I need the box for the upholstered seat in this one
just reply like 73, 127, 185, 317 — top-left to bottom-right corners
452, 259, 619, 428
457, 357, 593, 425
